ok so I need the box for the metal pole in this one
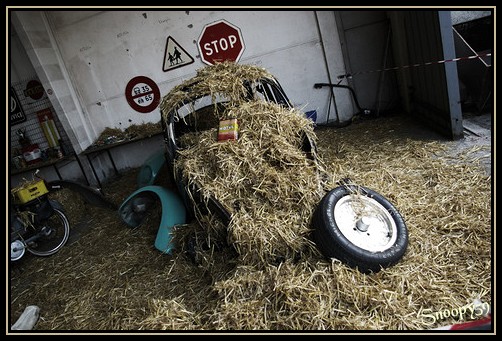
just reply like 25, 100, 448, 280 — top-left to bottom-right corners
314, 11, 339, 125
376, 22, 392, 117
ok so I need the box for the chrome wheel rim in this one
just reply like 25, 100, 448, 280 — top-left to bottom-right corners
334, 194, 397, 252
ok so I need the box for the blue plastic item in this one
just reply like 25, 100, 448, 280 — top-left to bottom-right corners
118, 185, 186, 254
305, 110, 317, 123
137, 149, 167, 188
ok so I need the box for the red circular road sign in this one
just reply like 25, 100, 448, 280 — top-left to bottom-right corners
125, 76, 161, 113
197, 19, 245, 65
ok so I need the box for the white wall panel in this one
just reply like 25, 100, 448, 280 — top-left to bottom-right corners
45, 10, 349, 132
12, 9, 351, 182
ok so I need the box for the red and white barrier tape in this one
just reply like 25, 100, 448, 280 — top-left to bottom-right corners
433, 315, 492, 331
338, 53, 492, 79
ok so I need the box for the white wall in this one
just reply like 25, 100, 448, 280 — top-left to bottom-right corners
10, 24, 37, 83
45, 10, 350, 133
335, 11, 399, 113
11, 10, 352, 185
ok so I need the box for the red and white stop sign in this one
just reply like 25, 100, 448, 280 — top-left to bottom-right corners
197, 19, 245, 65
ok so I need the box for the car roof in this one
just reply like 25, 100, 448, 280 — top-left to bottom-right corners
159, 62, 279, 121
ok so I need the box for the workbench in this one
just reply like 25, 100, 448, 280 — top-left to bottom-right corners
10, 152, 90, 186
81, 133, 163, 188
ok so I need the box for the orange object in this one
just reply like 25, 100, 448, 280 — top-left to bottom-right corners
218, 118, 239, 142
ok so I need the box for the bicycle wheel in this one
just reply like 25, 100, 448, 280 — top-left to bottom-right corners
27, 208, 70, 257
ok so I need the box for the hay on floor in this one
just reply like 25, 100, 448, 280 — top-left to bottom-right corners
9, 62, 492, 332
174, 100, 326, 266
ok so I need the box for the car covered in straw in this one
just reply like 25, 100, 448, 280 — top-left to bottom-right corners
119, 62, 408, 273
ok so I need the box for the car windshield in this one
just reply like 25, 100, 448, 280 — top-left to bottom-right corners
165, 77, 291, 150
172, 78, 289, 119
160, 62, 289, 122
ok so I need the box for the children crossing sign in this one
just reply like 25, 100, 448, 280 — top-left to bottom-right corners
162, 36, 194, 72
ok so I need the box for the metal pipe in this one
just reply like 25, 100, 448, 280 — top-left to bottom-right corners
376, 22, 392, 116
314, 11, 339, 124
314, 83, 363, 113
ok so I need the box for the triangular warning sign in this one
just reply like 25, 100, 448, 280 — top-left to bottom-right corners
162, 36, 194, 72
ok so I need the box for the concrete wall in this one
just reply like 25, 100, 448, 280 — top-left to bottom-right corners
11, 10, 354, 185
10, 23, 37, 83
335, 11, 399, 114
450, 11, 491, 25
43, 10, 352, 129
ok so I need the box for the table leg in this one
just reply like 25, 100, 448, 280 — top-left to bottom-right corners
86, 153, 102, 188
53, 164, 62, 180
106, 149, 119, 175
74, 154, 91, 186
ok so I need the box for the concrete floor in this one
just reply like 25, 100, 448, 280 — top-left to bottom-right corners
453, 112, 492, 176
60, 110, 494, 250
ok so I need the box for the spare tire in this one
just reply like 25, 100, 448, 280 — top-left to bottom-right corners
312, 185, 408, 273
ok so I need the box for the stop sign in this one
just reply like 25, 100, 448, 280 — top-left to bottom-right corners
197, 19, 245, 65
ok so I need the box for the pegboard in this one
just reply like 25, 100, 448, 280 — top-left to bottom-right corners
10, 75, 73, 157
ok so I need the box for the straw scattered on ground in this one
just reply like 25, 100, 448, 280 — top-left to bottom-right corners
9, 114, 491, 332
9, 62, 492, 332
174, 101, 326, 266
